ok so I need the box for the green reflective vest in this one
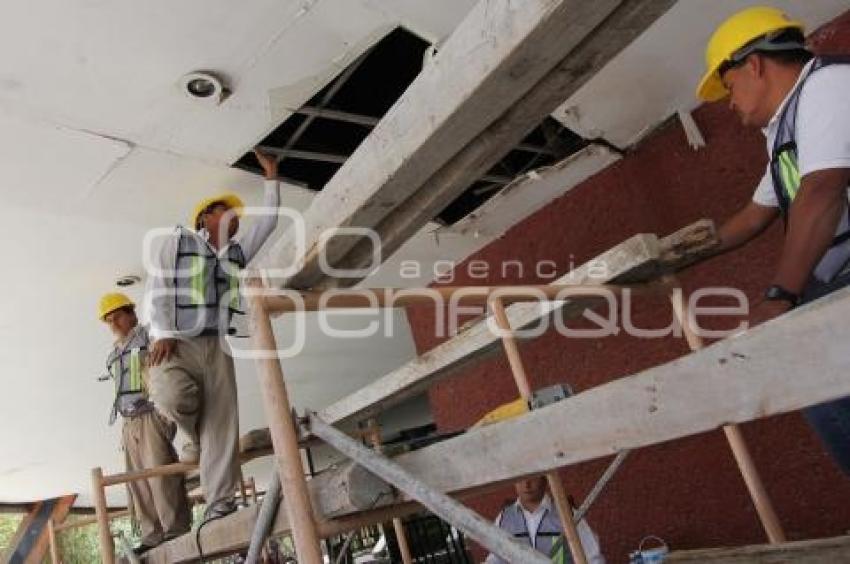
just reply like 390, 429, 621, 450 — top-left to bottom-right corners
549, 536, 573, 564
105, 326, 152, 424
174, 227, 246, 336
770, 56, 850, 241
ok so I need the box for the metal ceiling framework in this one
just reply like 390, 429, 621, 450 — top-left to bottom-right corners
236, 27, 587, 225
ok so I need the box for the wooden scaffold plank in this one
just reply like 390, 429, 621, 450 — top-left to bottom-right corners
319, 220, 717, 427
666, 535, 850, 563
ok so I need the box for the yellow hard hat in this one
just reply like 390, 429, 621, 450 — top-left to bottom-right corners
190, 192, 244, 230
697, 6, 804, 102
98, 292, 134, 321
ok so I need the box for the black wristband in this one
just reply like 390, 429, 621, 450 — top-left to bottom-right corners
764, 284, 800, 306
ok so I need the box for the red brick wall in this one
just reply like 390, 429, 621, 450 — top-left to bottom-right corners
406, 10, 850, 562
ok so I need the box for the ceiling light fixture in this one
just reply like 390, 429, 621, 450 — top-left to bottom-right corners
179, 71, 228, 105
116, 274, 142, 288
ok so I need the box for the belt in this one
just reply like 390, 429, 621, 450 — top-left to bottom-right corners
121, 401, 155, 419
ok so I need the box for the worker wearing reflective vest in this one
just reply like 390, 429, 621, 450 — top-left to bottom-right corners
98, 293, 190, 555
485, 476, 604, 564
147, 148, 280, 519
697, 7, 850, 474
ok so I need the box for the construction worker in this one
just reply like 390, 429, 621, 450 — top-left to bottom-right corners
98, 292, 191, 554
146, 148, 280, 519
484, 476, 604, 564
697, 7, 850, 474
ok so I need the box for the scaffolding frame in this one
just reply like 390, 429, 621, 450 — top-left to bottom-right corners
228, 273, 790, 563
90, 220, 850, 562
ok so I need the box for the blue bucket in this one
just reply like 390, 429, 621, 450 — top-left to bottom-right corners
628, 536, 669, 564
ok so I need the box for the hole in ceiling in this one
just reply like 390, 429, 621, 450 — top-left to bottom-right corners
236, 27, 586, 226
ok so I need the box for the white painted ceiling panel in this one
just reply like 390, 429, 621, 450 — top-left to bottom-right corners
149, 0, 397, 162
0, 1, 410, 163
0, 0, 483, 168
0, 110, 131, 210
85, 147, 317, 224
361, 0, 478, 45
0, 1, 306, 150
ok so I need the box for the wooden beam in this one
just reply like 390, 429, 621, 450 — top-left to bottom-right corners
47, 519, 58, 564
91, 468, 114, 564
318, 220, 717, 427
37, 497, 75, 564
310, 461, 395, 518
256, 0, 627, 288
364, 422, 414, 564
147, 504, 262, 563
263, 283, 662, 314
53, 509, 130, 533
390, 284, 850, 493
101, 443, 272, 487
146, 284, 850, 562
490, 296, 588, 564
666, 535, 850, 563
2, 502, 41, 562
330, 0, 676, 285
2, 496, 76, 564
0, 503, 32, 514
102, 461, 196, 487
308, 414, 551, 564
248, 285, 323, 564
669, 280, 785, 543
145, 463, 402, 564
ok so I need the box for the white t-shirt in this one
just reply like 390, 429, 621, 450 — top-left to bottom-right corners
752, 58, 850, 281
485, 494, 605, 563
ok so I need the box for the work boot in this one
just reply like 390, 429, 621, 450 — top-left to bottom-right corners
202, 499, 237, 522
179, 441, 200, 464
133, 542, 156, 556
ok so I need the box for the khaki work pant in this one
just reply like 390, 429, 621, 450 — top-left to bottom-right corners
149, 336, 240, 508
122, 410, 191, 545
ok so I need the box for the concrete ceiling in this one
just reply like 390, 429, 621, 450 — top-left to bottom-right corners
0, 0, 847, 507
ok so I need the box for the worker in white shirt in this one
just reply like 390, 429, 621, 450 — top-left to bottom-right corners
146, 148, 281, 519
485, 476, 605, 564
696, 7, 850, 474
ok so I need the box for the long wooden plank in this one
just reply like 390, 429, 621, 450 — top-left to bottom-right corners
249, 287, 324, 564
308, 415, 551, 564
257, 0, 624, 288
53, 509, 130, 532
319, 220, 717, 426
148, 284, 850, 562
666, 536, 850, 563
33, 497, 76, 564
145, 461, 397, 564
263, 283, 661, 314
391, 284, 850, 493
330, 0, 675, 285
2, 497, 76, 564
147, 481, 503, 563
